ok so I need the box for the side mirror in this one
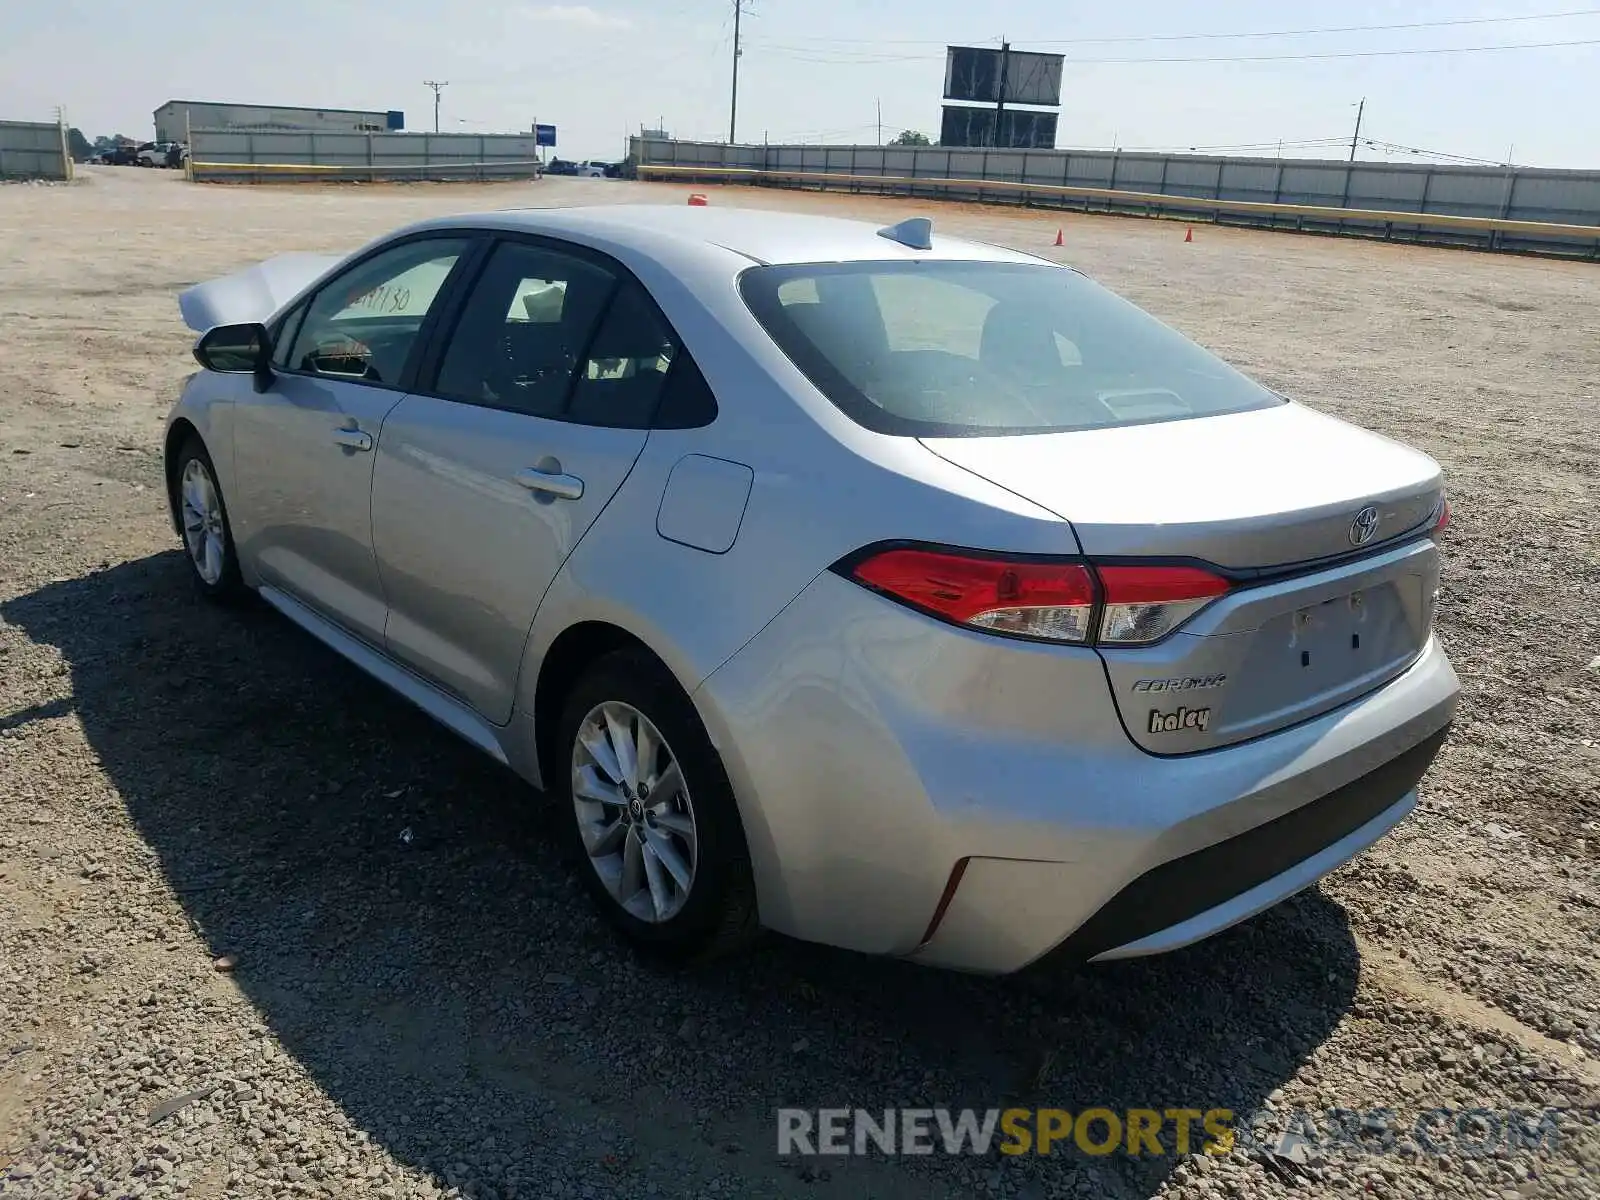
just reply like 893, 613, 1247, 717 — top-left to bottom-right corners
194, 322, 272, 386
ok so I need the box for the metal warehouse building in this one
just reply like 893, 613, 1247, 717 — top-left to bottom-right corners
153, 100, 404, 142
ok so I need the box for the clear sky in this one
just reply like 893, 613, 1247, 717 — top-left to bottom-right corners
2, 0, 1596, 166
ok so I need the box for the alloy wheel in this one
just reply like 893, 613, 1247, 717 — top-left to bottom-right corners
179, 457, 227, 586
571, 701, 698, 923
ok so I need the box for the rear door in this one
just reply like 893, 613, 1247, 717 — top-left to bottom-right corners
370, 236, 683, 723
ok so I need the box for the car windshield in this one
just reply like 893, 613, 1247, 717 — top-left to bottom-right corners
739, 260, 1284, 436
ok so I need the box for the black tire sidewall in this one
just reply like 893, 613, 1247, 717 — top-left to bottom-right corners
175, 436, 244, 600
556, 650, 754, 959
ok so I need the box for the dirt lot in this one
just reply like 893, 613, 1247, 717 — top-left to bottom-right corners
1, 165, 1597, 1200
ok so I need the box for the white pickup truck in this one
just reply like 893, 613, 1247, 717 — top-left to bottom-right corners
137, 142, 187, 168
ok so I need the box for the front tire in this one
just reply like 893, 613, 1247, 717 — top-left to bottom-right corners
173, 436, 244, 602
557, 649, 758, 963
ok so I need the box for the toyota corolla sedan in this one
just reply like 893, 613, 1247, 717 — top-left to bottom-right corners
164, 204, 1458, 973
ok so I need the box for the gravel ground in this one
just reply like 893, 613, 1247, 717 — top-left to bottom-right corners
1, 166, 1597, 1200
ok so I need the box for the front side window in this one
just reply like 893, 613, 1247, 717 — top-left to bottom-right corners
286, 238, 469, 386
433, 241, 616, 417
740, 261, 1284, 436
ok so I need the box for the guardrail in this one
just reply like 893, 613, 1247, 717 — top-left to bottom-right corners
635, 163, 1600, 256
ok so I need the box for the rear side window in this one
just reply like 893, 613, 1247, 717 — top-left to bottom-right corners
566, 282, 679, 428
739, 261, 1283, 437
431, 240, 716, 430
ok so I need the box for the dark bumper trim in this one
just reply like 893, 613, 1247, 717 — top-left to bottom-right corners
1056, 724, 1450, 962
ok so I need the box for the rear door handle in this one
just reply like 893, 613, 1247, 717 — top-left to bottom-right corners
515, 468, 584, 501
332, 425, 373, 452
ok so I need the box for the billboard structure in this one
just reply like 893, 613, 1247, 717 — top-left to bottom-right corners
939, 107, 1058, 150
940, 44, 1064, 149
944, 46, 1064, 107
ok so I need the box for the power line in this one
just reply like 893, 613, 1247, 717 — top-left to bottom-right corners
1116, 136, 1351, 153
1072, 35, 1600, 63
1040, 8, 1600, 44
752, 36, 1600, 65
1361, 138, 1516, 166
759, 7, 1600, 47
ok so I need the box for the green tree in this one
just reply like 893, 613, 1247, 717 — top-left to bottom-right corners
889, 130, 932, 146
66, 127, 92, 161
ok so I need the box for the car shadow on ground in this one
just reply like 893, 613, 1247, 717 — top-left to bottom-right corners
4, 552, 1363, 1199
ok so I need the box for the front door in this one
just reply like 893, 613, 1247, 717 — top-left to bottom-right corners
230, 235, 474, 645
371, 238, 683, 723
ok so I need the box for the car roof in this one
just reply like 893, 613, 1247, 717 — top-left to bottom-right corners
429, 204, 1047, 268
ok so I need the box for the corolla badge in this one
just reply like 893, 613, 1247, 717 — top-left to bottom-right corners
1349, 505, 1381, 547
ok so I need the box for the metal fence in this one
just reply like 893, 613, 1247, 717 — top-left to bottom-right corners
0, 120, 70, 181
188, 129, 545, 183
631, 138, 1600, 258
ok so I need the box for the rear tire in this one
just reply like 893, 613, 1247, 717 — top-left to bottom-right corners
556, 649, 759, 964
173, 436, 245, 603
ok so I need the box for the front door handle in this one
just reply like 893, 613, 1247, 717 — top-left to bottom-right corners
515, 467, 584, 501
332, 425, 373, 452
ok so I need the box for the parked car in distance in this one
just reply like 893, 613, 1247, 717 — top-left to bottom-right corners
579, 160, 611, 178
164, 206, 1458, 974
99, 143, 142, 166
139, 141, 187, 168
544, 158, 579, 176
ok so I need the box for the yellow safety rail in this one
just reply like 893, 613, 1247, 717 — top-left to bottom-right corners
189, 160, 545, 175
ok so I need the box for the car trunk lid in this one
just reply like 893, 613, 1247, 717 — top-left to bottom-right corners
921, 403, 1441, 569
921, 403, 1445, 753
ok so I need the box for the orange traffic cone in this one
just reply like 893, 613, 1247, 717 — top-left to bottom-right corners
687, 192, 708, 206
1053, 228, 1063, 246
1184, 226, 1193, 243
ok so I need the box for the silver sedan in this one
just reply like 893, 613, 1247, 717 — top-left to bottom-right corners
163, 205, 1458, 973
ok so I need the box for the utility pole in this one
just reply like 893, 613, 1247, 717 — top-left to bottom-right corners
1348, 97, 1365, 162
992, 40, 1012, 149
876, 98, 883, 145
424, 80, 448, 134
728, 0, 745, 144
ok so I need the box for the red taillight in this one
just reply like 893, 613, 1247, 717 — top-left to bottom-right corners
851, 548, 1097, 643
1434, 497, 1451, 534
1097, 564, 1231, 645
846, 549, 1231, 645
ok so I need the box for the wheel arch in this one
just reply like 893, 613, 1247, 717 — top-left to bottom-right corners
532, 620, 661, 791
163, 417, 202, 536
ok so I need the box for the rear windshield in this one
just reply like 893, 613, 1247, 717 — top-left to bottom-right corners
739, 260, 1284, 436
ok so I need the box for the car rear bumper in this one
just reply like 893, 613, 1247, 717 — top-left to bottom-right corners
930, 729, 1441, 971
693, 571, 1459, 974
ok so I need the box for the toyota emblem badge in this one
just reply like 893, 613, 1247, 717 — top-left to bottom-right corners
1349, 505, 1381, 547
